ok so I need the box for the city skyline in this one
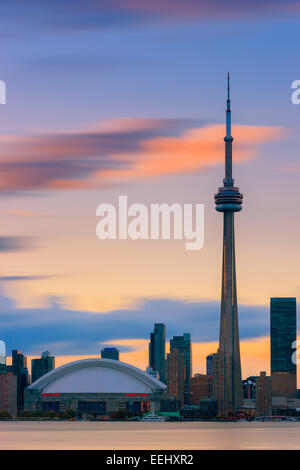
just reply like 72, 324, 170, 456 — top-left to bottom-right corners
0, 291, 298, 419
0, 1, 300, 385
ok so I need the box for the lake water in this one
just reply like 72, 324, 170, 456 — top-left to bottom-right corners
0, 421, 300, 450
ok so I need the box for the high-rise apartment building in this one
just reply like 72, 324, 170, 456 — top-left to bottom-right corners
166, 348, 185, 407
170, 333, 192, 404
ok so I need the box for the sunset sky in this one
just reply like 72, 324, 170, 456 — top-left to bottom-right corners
1, 0, 300, 381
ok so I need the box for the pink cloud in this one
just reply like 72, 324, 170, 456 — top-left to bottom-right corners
0, 119, 286, 192
98, 123, 286, 182
100, 0, 300, 19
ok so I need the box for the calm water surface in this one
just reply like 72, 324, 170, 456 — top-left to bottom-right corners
1, 421, 299, 450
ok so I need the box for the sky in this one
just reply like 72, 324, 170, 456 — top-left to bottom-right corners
1, 0, 300, 381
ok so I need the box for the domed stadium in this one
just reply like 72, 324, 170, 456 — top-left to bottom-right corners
25, 358, 166, 418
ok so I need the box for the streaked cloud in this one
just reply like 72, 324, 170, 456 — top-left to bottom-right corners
109, 0, 300, 18
0, 294, 272, 355
0, 119, 285, 193
2, 293, 286, 380
0, 236, 37, 252
100, 124, 285, 182
6, 210, 41, 218
0, 275, 58, 282
2, 1, 300, 36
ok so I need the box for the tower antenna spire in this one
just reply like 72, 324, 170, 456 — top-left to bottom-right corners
227, 72, 230, 107
226, 72, 231, 136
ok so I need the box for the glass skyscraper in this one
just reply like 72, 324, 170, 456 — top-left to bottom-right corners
270, 297, 297, 398
149, 323, 166, 383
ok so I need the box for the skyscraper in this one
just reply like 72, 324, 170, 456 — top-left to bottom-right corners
170, 333, 192, 404
214, 74, 243, 415
270, 297, 297, 398
101, 347, 119, 361
12, 349, 29, 411
149, 323, 166, 383
166, 348, 185, 407
31, 351, 55, 383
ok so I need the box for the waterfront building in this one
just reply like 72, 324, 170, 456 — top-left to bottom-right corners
25, 358, 166, 418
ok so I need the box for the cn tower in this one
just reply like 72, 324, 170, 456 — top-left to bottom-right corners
214, 74, 243, 415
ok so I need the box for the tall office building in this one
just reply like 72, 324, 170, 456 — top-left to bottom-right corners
256, 371, 272, 417
214, 74, 243, 415
270, 297, 297, 398
149, 323, 166, 383
31, 351, 55, 383
166, 348, 185, 407
12, 349, 29, 411
101, 347, 119, 361
170, 333, 192, 404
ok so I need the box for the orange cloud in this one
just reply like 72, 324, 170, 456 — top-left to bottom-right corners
6, 210, 40, 218
100, 124, 286, 181
0, 120, 285, 192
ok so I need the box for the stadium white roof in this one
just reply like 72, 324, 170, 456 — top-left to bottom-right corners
28, 358, 166, 394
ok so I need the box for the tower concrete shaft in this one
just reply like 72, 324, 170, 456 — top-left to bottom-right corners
214, 74, 243, 415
